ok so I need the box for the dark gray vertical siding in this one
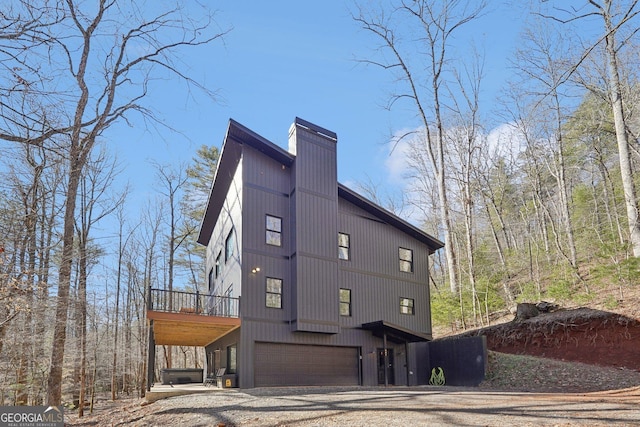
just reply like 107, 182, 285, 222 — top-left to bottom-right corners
239, 319, 405, 387
205, 328, 240, 377
289, 124, 340, 333
241, 146, 292, 323
242, 145, 291, 193
204, 121, 438, 389
338, 198, 432, 337
240, 252, 290, 322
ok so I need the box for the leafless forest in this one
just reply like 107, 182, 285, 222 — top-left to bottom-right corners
1, 0, 640, 413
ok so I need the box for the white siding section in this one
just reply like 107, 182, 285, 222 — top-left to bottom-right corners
206, 158, 243, 304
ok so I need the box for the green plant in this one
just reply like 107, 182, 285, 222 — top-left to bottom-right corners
546, 280, 573, 301
604, 294, 619, 310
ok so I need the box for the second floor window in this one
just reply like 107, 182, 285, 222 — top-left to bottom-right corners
208, 268, 214, 292
266, 277, 282, 308
339, 288, 351, 316
400, 297, 415, 315
225, 229, 234, 262
338, 232, 350, 260
266, 215, 282, 246
399, 247, 413, 273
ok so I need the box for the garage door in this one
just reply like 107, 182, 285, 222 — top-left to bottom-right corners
254, 342, 360, 387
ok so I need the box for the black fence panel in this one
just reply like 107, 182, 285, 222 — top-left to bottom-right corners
427, 336, 486, 387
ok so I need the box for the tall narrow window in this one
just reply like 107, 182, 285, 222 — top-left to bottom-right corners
400, 297, 415, 315
215, 252, 222, 278
266, 214, 282, 246
208, 268, 214, 292
399, 247, 413, 273
339, 288, 351, 316
225, 229, 234, 262
338, 232, 350, 260
266, 277, 282, 308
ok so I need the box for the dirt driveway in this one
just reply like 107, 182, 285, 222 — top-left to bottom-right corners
67, 386, 640, 426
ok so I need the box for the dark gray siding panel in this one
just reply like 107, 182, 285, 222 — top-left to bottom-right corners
240, 252, 291, 322
242, 185, 290, 257
289, 125, 337, 197
239, 319, 409, 387
338, 270, 431, 335
254, 343, 359, 387
243, 145, 291, 194
338, 197, 432, 337
289, 124, 340, 333
205, 329, 241, 377
241, 144, 292, 323
338, 198, 431, 281
295, 191, 338, 256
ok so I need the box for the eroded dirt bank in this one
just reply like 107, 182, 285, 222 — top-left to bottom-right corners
462, 307, 640, 370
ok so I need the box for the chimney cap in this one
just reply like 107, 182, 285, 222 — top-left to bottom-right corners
293, 117, 337, 141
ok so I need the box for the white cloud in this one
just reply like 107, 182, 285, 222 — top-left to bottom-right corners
384, 126, 423, 184
486, 122, 525, 161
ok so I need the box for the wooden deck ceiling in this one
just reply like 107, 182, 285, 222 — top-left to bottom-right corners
147, 310, 240, 346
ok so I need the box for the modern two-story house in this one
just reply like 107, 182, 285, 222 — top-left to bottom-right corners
190, 117, 444, 388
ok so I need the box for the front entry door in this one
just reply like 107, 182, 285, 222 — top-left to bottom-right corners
377, 348, 395, 385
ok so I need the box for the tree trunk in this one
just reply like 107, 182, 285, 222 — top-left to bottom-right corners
47, 155, 82, 405
602, 2, 640, 256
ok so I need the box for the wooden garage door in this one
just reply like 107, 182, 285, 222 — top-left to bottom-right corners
254, 343, 360, 387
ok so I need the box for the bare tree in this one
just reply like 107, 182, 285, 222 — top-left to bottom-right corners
540, 0, 640, 256
511, 21, 582, 281
153, 162, 190, 368
354, 0, 487, 293
73, 146, 125, 416
445, 58, 485, 325
0, 0, 228, 404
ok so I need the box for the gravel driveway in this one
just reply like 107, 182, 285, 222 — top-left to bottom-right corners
69, 386, 640, 426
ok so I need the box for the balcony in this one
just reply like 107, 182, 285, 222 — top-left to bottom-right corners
146, 288, 240, 347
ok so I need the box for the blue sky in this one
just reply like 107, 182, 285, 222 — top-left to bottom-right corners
114, 0, 527, 207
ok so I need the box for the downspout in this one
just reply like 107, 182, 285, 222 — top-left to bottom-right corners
383, 332, 389, 387
405, 341, 410, 386
147, 320, 155, 392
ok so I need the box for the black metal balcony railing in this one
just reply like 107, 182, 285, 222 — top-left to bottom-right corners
148, 288, 239, 318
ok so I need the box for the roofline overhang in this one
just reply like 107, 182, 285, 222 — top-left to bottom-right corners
338, 184, 444, 253
361, 320, 432, 343
197, 119, 294, 245
197, 118, 445, 253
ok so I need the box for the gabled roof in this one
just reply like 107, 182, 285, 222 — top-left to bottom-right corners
197, 118, 444, 253
197, 119, 294, 245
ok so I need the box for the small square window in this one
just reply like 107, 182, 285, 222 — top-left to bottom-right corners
339, 288, 351, 316
399, 247, 413, 273
400, 297, 415, 315
338, 233, 350, 260
266, 277, 282, 308
225, 230, 235, 262
266, 215, 282, 246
